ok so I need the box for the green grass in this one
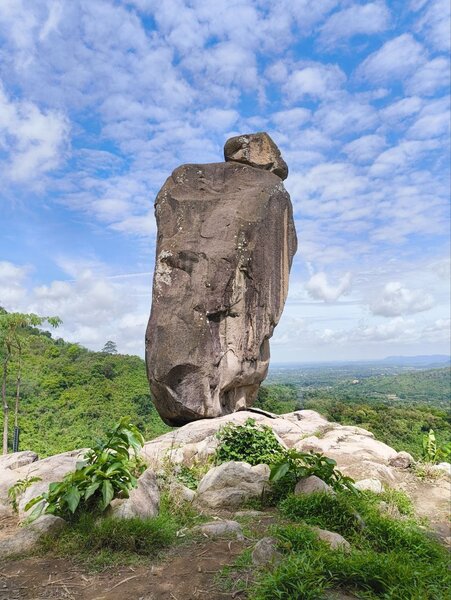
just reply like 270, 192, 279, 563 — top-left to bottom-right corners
38, 512, 179, 570
246, 490, 450, 599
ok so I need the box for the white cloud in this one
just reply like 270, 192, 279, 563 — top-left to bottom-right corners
358, 34, 425, 83
306, 272, 352, 302
370, 282, 434, 316
413, 0, 450, 52
406, 57, 451, 96
0, 81, 69, 182
0, 261, 30, 306
318, 2, 390, 48
343, 134, 386, 162
283, 63, 346, 102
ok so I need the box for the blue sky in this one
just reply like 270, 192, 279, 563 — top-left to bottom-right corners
0, 0, 449, 361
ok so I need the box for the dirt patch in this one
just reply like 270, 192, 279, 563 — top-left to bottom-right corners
0, 534, 251, 600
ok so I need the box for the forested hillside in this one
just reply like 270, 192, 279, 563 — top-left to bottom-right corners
0, 325, 170, 457
0, 320, 449, 460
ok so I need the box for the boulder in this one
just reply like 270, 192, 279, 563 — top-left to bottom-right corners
354, 478, 383, 494
0, 449, 85, 517
0, 514, 66, 559
296, 426, 397, 466
431, 462, 451, 477
389, 451, 415, 469
191, 519, 244, 540
141, 409, 328, 468
224, 132, 288, 180
109, 467, 159, 519
252, 536, 281, 565
312, 526, 351, 551
146, 134, 297, 426
168, 480, 196, 503
0, 451, 38, 470
294, 475, 334, 496
195, 461, 270, 509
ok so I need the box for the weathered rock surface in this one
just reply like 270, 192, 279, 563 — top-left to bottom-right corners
0, 449, 85, 519
141, 409, 328, 467
191, 519, 244, 540
195, 461, 270, 509
354, 478, 383, 494
146, 134, 297, 426
109, 467, 159, 519
224, 132, 288, 180
0, 451, 38, 471
389, 451, 415, 469
0, 515, 66, 559
295, 425, 397, 464
312, 526, 351, 551
294, 475, 334, 496
252, 536, 281, 565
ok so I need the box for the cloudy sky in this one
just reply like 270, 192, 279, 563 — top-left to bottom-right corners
0, 0, 449, 362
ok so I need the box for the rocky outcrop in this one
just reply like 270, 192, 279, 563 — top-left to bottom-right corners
195, 461, 270, 509
294, 475, 334, 496
224, 132, 288, 180
109, 467, 159, 520
146, 133, 297, 426
0, 515, 66, 560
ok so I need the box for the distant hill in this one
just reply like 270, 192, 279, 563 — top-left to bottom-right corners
380, 355, 450, 367
0, 325, 170, 457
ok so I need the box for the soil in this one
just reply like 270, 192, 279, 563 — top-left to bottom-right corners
0, 537, 249, 600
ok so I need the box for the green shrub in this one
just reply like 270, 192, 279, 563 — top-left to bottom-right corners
215, 419, 356, 500
422, 429, 451, 463
25, 417, 145, 520
215, 418, 284, 466
8, 476, 42, 513
270, 449, 356, 498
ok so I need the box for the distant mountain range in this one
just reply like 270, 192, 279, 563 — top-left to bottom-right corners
271, 355, 450, 368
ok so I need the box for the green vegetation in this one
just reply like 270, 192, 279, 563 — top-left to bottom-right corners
303, 397, 450, 458
215, 419, 355, 498
254, 383, 300, 413
422, 428, 451, 463
25, 418, 145, 520
270, 449, 356, 497
215, 418, 283, 466
38, 512, 179, 571
246, 490, 450, 599
8, 476, 42, 513
0, 313, 170, 456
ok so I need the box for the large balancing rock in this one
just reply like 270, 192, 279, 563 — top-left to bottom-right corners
146, 133, 297, 426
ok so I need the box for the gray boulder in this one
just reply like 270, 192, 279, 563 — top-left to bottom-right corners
294, 475, 333, 496
0, 514, 66, 559
146, 133, 297, 426
109, 467, 159, 519
389, 451, 415, 469
195, 461, 270, 509
354, 478, 383, 494
191, 519, 244, 540
224, 132, 288, 180
252, 536, 281, 565
312, 526, 351, 551
0, 451, 38, 470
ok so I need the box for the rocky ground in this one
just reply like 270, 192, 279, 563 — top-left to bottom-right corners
0, 409, 450, 599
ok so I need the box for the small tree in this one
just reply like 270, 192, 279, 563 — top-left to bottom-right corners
0, 312, 61, 454
102, 340, 118, 354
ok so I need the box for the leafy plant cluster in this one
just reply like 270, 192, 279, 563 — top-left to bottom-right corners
215, 418, 355, 497
422, 428, 451, 463
8, 476, 42, 513
25, 418, 146, 520
215, 418, 284, 466
246, 490, 449, 599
